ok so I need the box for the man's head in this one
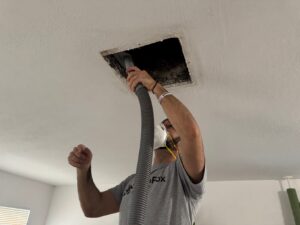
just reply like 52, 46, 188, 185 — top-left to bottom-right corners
156, 118, 181, 154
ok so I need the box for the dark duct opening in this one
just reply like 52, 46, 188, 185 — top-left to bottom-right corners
101, 37, 192, 86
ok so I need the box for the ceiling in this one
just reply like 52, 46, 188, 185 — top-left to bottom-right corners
0, 0, 299, 186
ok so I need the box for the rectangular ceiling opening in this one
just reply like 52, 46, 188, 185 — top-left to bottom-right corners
101, 37, 192, 86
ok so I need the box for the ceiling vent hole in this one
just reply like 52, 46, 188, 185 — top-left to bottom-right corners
101, 37, 192, 86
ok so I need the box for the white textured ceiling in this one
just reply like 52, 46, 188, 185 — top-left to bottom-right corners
0, 0, 300, 186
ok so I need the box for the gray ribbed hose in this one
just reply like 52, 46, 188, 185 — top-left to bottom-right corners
124, 56, 154, 225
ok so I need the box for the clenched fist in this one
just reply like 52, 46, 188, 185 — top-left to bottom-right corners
68, 144, 92, 171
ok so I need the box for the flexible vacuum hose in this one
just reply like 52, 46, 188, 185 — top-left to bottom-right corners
124, 55, 154, 225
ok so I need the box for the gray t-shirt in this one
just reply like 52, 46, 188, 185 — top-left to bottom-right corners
109, 155, 206, 225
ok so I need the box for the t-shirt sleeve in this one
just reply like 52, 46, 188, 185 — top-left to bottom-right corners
175, 154, 207, 200
108, 174, 135, 205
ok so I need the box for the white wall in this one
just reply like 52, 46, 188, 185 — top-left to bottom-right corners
0, 170, 54, 225
196, 180, 298, 225
45, 179, 300, 225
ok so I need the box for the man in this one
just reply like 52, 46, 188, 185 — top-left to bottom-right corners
68, 67, 206, 225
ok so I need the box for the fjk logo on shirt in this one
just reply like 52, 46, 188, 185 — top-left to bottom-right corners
149, 176, 166, 183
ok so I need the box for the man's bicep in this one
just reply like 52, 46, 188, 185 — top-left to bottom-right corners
178, 134, 205, 183
175, 154, 206, 199
99, 190, 120, 216
97, 174, 134, 217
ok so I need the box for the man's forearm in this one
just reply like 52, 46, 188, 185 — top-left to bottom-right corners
77, 167, 103, 217
153, 83, 200, 138
153, 83, 205, 182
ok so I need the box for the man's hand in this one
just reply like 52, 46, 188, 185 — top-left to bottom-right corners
68, 144, 93, 172
126, 67, 156, 92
